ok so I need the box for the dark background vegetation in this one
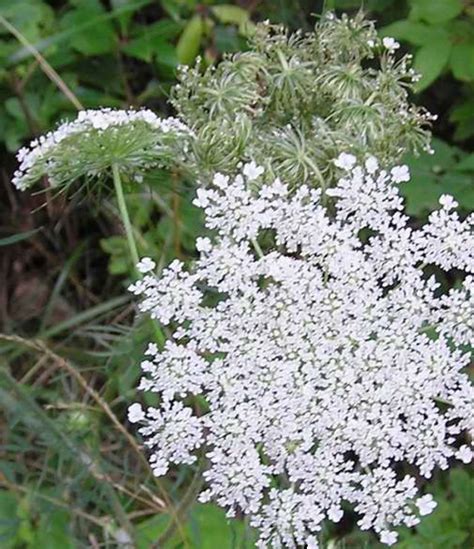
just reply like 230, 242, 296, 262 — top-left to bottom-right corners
0, 1, 473, 547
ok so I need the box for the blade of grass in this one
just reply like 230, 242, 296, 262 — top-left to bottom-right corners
0, 15, 83, 110
154, 460, 205, 548
8, 0, 153, 64
39, 242, 87, 332
0, 228, 41, 246
0, 367, 136, 540
0, 475, 106, 529
0, 333, 189, 546
39, 295, 130, 339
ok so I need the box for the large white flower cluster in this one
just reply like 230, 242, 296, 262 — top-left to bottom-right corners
129, 156, 473, 547
13, 108, 191, 190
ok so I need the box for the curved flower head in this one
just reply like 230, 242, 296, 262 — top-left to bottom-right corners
13, 108, 193, 191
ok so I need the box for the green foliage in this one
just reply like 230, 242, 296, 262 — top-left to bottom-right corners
100, 174, 203, 275
379, 0, 474, 140
60, 0, 117, 56
0, 0, 252, 153
401, 138, 474, 216
137, 503, 255, 548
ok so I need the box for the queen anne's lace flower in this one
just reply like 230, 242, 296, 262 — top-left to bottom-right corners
132, 400, 203, 477
129, 158, 473, 547
13, 108, 193, 190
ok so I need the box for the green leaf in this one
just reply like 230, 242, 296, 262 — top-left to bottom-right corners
0, 97, 31, 151
413, 38, 451, 91
211, 5, 249, 27
0, 0, 55, 43
450, 42, 474, 81
155, 41, 179, 72
136, 503, 255, 548
123, 36, 167, 62
159, 0, 183, 20
33, 510, 74, 549
8, 0, 151, 63
0, 491, 18, 548
456, 153, 474, 172
60, 1, 116, 55
110, 0, 152, 33
402, 138, 474, 215
109, 256, 129, 275
450, 99, 474, 140
100, 235, 127, 254
0, 228, 40, 246
409, 0, 463, 24
380, 21, 449, 47
449, 469, 474, 507
176, 15, 203, 65
191, 504, 254, 548
214, 25, 245, 54
122, 19, 180, 62
16, 498, 34, 545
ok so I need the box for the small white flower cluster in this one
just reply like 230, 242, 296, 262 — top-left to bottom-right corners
382, 36, 400, 53
13, 108, 192, 190
367, 36, 400, 54
129, 155, 473, 547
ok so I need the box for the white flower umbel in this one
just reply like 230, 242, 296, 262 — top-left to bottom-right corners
13, 108, 193, 271
129, 160, 473, 547
13, 108, 193, 191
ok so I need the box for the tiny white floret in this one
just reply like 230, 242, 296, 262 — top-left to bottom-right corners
128, 403, 145, 423
243, 161, 264, 181
439, 194, 458, 210
455, 445, 472, 464
390, 165, 410, 183
196, 237, 213, 253
328, 505, 343, 523
213, 173, 230, 189
137, 257, 156, 273
416, 494, 437, 516
365, 156, 379, 174
380, 530, 398, 546
334, 152, 357, 170
383, 37, 400, 52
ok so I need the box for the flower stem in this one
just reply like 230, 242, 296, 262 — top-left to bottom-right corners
251, 237, 264, 259
112, 163, 140, 269
111, 166, 166, 346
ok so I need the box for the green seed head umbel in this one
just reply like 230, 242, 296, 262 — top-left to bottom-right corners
173, 12, 433, 190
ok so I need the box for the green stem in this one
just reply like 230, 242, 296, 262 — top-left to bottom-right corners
306, 157, 326, 191
251, 237, 264, 259
276, 49, 289, 71
112, 163, 140, 269
111, 166, 166, 346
